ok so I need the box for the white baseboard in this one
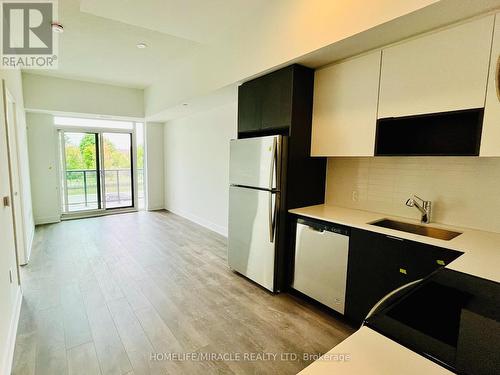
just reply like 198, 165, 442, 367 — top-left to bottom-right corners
2, 287, 22, 375
165, 206, 228, 237
147, 205, 165, 211
21, 225, 35, 265
34, 215, 61, 225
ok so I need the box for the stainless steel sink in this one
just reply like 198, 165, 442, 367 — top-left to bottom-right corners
370, 219, 462, 241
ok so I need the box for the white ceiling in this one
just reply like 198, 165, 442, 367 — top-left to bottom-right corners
24, 0, 500, 119
80, 0, 268, 44
24, 0, 267, 88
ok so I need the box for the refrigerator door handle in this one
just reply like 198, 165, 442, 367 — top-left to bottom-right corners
268, 191, 280, 243
268, 191, 274, 243
269, 137, 277, 190
273, 192, 279, 243
268, 136, 280, 243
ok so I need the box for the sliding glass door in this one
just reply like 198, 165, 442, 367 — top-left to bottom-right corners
60, 130, 134, 214
102, 132, 133, 209
62, 132, 101, 212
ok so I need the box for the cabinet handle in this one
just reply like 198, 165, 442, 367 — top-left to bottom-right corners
386, 235, 404, 241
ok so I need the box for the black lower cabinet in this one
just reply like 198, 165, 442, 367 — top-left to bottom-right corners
345, 228, 462, 325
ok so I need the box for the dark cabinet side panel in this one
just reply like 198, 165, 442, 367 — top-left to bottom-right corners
260, 67, 294, 131
238, 80, 262, 134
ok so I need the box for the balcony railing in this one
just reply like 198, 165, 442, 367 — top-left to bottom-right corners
65, 168, 144, 211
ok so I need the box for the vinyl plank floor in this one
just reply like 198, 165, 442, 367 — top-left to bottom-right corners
67, 342, 101, 375
12, 211, 354, 375
61, 283, 93, 349
81, 283, 133, 375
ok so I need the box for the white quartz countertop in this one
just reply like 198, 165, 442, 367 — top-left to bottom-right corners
290, 204, 500, 374
298, 327, 453, 375
289, 204, 500, 283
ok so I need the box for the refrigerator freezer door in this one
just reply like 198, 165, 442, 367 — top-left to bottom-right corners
229, 135, 279, 190
228, 186, 277, 291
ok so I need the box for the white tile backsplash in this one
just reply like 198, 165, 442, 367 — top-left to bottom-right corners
325, 157, 500, 233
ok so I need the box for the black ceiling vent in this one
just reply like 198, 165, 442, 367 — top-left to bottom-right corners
375, 108, 484, 156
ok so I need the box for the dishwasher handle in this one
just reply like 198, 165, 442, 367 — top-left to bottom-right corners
306, 226, 324, 233
297, 217, 350, 236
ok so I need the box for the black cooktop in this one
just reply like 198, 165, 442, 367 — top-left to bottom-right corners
365, 268, 500, 375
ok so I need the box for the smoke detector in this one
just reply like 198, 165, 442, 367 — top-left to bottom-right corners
136, 42, 147, 49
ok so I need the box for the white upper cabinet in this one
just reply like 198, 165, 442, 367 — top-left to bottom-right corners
311, 51, 381, 157
378, 16, 494, 119
481, 14, 500, 157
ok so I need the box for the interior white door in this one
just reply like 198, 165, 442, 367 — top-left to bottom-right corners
229, 135, 278, 190
0, 83, 19, 291
228, 186, 276, 291
4, 87, 26, 266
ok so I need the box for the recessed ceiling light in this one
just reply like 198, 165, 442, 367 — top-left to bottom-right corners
51, 22, 64, 33
136, 42, 147, 49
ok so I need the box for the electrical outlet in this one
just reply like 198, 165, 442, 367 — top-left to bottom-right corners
352, 190, 359, 202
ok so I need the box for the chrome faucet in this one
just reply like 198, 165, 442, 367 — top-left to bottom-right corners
406, 195, 432, 224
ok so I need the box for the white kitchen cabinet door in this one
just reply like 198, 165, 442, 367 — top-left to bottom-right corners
378, 15, 494, 119
311, 51, 381, 156
481, 14, 500, 157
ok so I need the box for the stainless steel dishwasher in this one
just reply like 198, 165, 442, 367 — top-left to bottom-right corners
292, 218, 350, 314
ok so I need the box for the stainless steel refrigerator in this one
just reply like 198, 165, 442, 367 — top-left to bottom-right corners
228, 135, 284, 292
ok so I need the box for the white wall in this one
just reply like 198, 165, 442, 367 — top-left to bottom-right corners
326, 157, 500, 233
26, 113, 61, 225
164, 101, 237, 236
145, 0, 445, 116
0, 69, 26, 375
27, 114, 161, 221
22, 73, 144, 118
145, 122, 164, 210
23, 75, 147, 223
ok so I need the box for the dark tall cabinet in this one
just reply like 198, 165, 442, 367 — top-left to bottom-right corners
238, 65, 309, 136
236, 64, 327, 291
